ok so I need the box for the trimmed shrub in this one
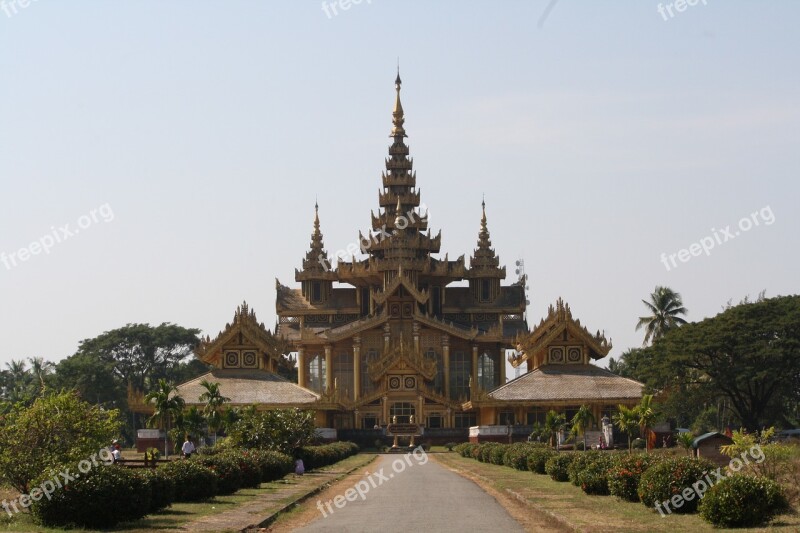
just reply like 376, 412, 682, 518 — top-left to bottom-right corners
160, 460, 218, 502
477, 443, 502, 463
637, 457, 715, 513
30, 464, 150, 529
489, 444, 508, 465
298, 442, 358, 470
224, 450, 262, 488
453, 443, 475, 457
699, 474, 789, 528
574, 454, 614, 495
139, 467, 176, 512
445, 442, 457, 452
632, 438, 646, 450
503, 443, 547, 471
568, 451, 605, 486
193, 454, 243, 495
527, 448, 556, 474
246, 449, 293, 482
545, 454, 575, 482
607, 454, 660, 502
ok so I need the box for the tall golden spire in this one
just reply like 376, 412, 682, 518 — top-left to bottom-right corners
391, 68, 406, 138
469, 199, 505, 278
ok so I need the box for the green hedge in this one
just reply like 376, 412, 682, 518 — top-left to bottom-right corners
192, 454, 243, 495
503, 443, 548, 471
139, 467, 176, 512
160, 460, 218, 502
607, 454, 661, 502
567, 451, 606, 486
545, 454, 575, 482
298, 442, 359, 471
527, 448, 556, 474
699, 474, 788, 528
637, 457, 715, 513
30, 464, 151, 529
225, 450, 263, 488
248, 449, 294, 482
574, 454, 614, 495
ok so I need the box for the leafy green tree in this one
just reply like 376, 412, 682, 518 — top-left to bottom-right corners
145, 379, 185, 458
199, 380, 230, 444
636, 394, 658, 453
170, 406, 206, 452
635, 286, 688, 346
0, 390, 120, 493
228, 408, 317, 454
570, 405, 595, 451
676, 432, 695, 456
543, 410, 566, 449
613, 405, 639, 453
647, 295, 800, 430
74, 323, 200, 392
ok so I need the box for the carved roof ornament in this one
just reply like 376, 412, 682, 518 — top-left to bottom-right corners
197, 301, 284, 366
297, 202, 337, 282
510, 298, 612, 368
467, 200, 506, 280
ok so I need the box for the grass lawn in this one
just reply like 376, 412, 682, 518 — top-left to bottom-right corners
0, 453, 374, 532
435, 453, 800, 533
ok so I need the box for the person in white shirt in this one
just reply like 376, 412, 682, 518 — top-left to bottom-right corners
181, 437, 195, 459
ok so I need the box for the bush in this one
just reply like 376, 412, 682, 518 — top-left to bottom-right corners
607, 454, 660, 502
574, 454, 614, 495
489, 444, 508, 465
477, 443, 502, 463
193, 454, 243, 495
503, 443, 547, 471
545, 454, 575, 482
249, 449, 293, 482
30, 464, 150, 529
527, 448, 556, 474
160, 460, 218, 502
568, 451, 605, 486
298, 442, 359, 470
139, 467, 175, 512
637, 457, 715, 513
224, 450, 263, 488
699, 474, 789, 527
445, 442, 457, 452
632, 438, 646, 450
453, 443, 475, 457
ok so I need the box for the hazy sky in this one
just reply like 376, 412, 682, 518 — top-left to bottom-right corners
1, 1, 798, 371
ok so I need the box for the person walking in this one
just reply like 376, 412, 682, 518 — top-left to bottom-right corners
181, 436, 195, 459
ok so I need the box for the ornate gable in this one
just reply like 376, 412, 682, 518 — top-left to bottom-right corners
510, 298, 612, 370
196, 301, 285, 370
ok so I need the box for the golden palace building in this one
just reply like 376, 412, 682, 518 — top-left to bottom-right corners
150, 74, 644, 446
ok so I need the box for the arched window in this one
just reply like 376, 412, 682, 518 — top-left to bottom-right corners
478, 352, 496, 391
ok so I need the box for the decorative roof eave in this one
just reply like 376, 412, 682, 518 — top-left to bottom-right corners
323, 311, 390, 342
414, 313, 479, 341
195, 302, 279, 365
367, 338, 438, 381
372, 272, 429, 305
465, 397, 643, 409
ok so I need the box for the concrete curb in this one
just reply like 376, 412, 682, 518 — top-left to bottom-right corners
244, 454, 379, 531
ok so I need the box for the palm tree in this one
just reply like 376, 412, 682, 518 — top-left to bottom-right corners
198, 380, 230, 445
571, 405, 595, 451
635, 286, 688, 345
636, 394, 658, 454
676, 432, 694, 457
613, 405, 639, 453
28, 356, 54, 390
144, 379, 185, 459
543, 410, 566, 449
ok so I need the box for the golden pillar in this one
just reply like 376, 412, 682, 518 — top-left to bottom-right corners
297, 347, 306, 388
499, 349, 506, 385
471, 345, 479, 393
382, 395, 389, 425
353, 336, 361, 401
324, 345, 332, 394
442, 335, 450, 399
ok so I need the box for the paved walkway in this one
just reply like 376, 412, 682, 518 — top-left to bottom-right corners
296, 454, 525, 533
183, 455, 375, 532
